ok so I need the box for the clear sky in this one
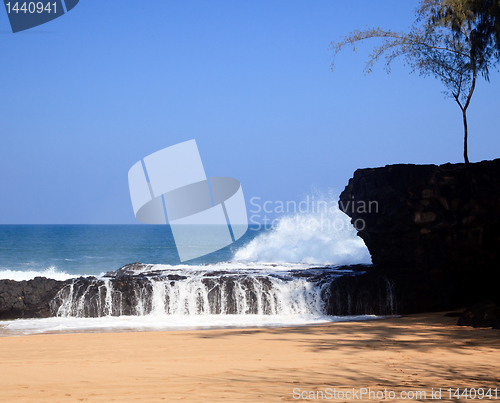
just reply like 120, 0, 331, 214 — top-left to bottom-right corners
0, 0, 498, 224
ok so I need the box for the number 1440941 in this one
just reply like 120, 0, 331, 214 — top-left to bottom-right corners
5, 2, 58, 14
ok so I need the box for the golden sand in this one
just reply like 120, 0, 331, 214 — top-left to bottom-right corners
0, 312, 499, 402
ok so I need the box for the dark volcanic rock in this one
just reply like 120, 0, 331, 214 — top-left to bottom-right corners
104, 262, 153, 278
0, 277, 69, 319
166, 274, 188, 281
0, 263, 475, 319
339, 159, 500, 272
326, 266, 460, 316
326, 271, 395, 316
339, 159, 500, 312
457, 300, 500, 328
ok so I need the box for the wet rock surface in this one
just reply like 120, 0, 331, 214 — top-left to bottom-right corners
0, 277, 70, 319
1, 263, 396, 319
1, 262, 493, 321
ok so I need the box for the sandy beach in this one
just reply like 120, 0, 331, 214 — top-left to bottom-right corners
0, 312, 499, 402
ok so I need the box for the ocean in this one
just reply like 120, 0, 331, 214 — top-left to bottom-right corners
0, 206, 374, 335
0, 224, 253, 280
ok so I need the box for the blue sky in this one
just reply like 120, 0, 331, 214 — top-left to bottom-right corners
0, 0, 498, 224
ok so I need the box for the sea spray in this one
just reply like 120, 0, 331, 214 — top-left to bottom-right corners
235, 193, 371, 265
0, 266, 78, 281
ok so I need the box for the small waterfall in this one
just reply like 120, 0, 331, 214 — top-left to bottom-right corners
49, 270, 334, 318
49, 266, 398, 319
50, 277, 125, 317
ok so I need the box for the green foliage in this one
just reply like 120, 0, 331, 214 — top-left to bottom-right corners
429, 0, 500, 71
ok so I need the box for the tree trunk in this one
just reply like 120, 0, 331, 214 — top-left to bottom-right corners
463, 108, 470, 167
462, 66, 476, 168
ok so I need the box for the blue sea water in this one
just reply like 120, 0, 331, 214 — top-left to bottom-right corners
0, 203, 372, 280
0, 224, 265, 279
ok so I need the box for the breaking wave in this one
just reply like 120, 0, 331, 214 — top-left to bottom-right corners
0, 267, 78, 281
234, 193, 371, 265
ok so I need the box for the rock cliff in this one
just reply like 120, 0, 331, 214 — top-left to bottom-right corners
339, 159, 500, 271
339, 159, 500, 313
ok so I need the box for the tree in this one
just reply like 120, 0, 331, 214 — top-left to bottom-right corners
445, 0, 500, 59
331, 0, 499, 166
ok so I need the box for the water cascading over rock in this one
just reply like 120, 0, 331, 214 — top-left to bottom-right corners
49, 268, 330, 318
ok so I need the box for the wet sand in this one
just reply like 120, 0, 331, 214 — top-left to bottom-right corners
0, 312, 499, 402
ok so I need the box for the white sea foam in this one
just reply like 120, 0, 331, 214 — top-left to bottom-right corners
234, 193, 372, 265
0, 267, 78, 281
135, 262, 313, 274
0, 314, 379, 336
